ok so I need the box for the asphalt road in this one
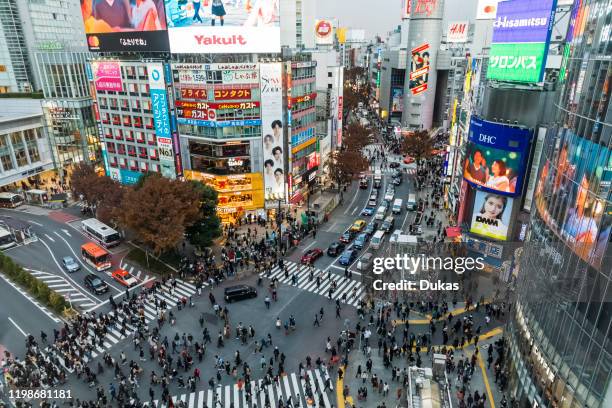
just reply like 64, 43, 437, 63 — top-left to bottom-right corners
284, 149, 418, 281
0, 207, 139, 310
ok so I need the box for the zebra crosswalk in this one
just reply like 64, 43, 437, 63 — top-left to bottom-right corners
260, 261, 365, 308
47, 278, 201, 372
120, 261, 152, 282
147, 368, 334, 408
25, 268, 98, 309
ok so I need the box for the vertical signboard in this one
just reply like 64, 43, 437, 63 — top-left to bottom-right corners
487, 0, 557, 83
409, 43, 430, 95
260, 63, 285, 201
401, 0, 411, 19
147, 63, 176, 179
391, 88, 404, 112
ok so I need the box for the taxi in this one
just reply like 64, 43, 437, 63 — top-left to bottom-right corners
111, 268, 139, 288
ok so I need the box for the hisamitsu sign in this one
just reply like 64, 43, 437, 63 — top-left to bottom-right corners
487, 0, 556, 83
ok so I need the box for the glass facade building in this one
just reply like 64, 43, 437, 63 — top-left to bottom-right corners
508, 0, 612, 406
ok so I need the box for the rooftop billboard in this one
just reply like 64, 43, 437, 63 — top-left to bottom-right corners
80, 0, 170, 52
164, 0, 280, 53
487, 0, 556, 83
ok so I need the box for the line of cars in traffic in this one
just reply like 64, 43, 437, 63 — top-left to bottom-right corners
300, 170, 414, 272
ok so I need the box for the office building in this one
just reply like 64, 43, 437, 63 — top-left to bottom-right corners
507, 0, 612, 406
0, 99, 55, 190
280, 0, 316, 49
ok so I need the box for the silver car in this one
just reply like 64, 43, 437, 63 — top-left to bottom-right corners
62, 256, 80, 273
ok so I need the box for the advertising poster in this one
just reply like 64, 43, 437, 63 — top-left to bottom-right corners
80, 0, 169, 52
91, 61, 123, 92
476, 0, 499, 19
315, 20, 334, 45
147, 63, 176, 179
260, 63, 284, 201
164, 0, 280, 53
463, 117, 532, 196
447, 21, 469, 43
487, 0, 556, 83
470, 191, 514, 241
409, 43, 430, 95
534, 128, 611, 270
391, 88, 404, 112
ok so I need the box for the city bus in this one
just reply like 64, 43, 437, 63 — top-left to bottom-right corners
0, 227, 15, 250
81, 218, 121, 247
0, 192, 24, 208
81, 242, 111, 271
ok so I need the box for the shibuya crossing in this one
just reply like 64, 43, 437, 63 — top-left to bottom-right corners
0, 1, 610, 408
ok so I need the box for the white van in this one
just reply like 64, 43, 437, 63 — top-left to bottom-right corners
407, 194, 417, 211
373, 170, 382, 189
370, 230, 385, 250
392, 198, 403, 214
375, 205, 387, 220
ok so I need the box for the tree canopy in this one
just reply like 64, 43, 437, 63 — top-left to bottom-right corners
70, 163, 124, 225
401, 130, 435, 165
117, 174, 200, 256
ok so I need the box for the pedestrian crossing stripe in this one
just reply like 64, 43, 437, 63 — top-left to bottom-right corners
260, 261, 365, 308
25, 269, 99, 309
145, 368, 334, 408
46, 278, 201, 373
121, 262, 151, 282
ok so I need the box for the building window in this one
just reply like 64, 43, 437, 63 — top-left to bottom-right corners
0, 135, 14, 171
10, 132, 28, 167
24, 129, 40, 163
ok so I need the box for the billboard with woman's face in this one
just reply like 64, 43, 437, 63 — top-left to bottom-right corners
534, 127, 612, 270
80, 0, 170, 52
463, 117, 532, 196
470, 191, 514, 241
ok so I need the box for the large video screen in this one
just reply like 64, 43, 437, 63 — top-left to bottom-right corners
463, 117, 532, 196
164, 0, 281, 53
470, 191, 514, 241
409, 43, 430, 95
535, 127, 612, 270
80, 0, 170, 52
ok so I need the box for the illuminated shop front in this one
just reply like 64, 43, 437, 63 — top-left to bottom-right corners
184, 170, 264, 224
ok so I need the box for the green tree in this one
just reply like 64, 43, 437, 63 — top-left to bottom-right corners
37, 280, 51, 302
185, 181, 222, 249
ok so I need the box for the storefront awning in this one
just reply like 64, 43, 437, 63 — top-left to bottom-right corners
446, 226, 462, 238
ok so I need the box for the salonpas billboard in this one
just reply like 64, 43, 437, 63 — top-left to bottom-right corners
487, 0, 557, 83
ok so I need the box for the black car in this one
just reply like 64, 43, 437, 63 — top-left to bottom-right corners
84, 274, 109, 295
224, 285, 257, 303
389, 161, 401, 168
392, 177, 402, 186
327, 242, 346, 256
364, 221, 379, 236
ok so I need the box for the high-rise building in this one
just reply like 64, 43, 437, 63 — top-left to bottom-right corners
280, 0, 316, 49
286, 55, 318, 205
0, 0, 87, 93
508, 0, 612, 406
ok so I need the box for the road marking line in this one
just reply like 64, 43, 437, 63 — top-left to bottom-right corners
0, 274, 61, 323
351, 206, 358, 215
28, 220, 43, 226
44, 234, 55, 242
477, 346, 496, 408
8, 317, 28, 337
61, 229, 71, 237
302, 241, 316, 251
